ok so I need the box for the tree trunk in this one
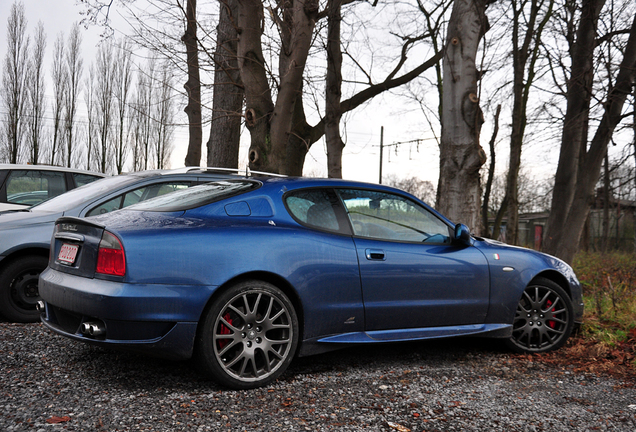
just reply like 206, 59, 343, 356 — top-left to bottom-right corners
325, 0, 344, 178
207, 0, 244, 169
633, 85, 636, 253
549, 15, 636, 263
601, 152, 610, 252
543, 0, 605, 255
237, 0, 274, 171
183, 0, 203, 167
436, 0, 489, 235
482, 104, 501, 237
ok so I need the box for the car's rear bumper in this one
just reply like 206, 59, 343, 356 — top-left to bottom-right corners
39, 267, 217, 359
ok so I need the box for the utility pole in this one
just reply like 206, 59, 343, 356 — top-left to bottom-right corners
379, 126, 384, 184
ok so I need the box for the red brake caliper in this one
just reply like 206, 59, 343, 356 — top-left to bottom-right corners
546, 299, 556, 329
218, 312, 232, 349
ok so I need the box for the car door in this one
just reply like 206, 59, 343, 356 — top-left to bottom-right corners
337, 188, 490, 331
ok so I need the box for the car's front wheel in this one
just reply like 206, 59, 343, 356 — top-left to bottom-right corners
0, 255, 48, 323
506, 277, 574, 354
196, 280, 299, 389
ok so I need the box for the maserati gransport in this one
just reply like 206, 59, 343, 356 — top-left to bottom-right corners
39, 177, 583, 389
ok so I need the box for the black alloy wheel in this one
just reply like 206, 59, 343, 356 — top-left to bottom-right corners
506, 277, 574, 354
196, 280, 299, 389
0, 255, 48, 323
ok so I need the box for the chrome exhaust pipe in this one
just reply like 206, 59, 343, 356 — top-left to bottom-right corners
80, 322, 91, 334
36, 301, 45, 312
80, 322, 106, 336
88, 323, 105, 336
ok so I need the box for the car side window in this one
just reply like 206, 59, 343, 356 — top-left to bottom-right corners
72, 173, 103, 187
338, 189, 451, 243
286, 189, 342, 232
86, 182, 190, 216
6, 170, 66, 204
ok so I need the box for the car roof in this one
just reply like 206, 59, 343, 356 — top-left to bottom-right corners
0, 164, 107, 177
251, 175, 404, 193
30, 167, 247, 213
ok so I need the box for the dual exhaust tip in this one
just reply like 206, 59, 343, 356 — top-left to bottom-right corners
80, 321, 106, 336
36, 301, 106, 337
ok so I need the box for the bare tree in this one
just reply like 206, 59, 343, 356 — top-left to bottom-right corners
481, 104, 501, 236
130, 67, 146, 172
1, 1, 29, 164
50, 32, 66, 166
135, 58, 157, 170
64, 23, 84, 168
84, 64, 96, 171
182, 0, 203, 167
544, 2, 636, 263
385, 174, 436, 204
113, 39, 134, 173
155, 60, 175, 169
94, 42, 116, 173
498, 0, 555, 245
436, 0, 490, 234
25, 21, 46, 164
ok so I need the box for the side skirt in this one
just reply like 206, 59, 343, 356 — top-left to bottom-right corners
317, 323, 512, 344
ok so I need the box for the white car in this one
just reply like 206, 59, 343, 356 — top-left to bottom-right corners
0, 164, 106, 211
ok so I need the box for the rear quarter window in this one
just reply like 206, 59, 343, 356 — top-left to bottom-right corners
127, 180, 260, 212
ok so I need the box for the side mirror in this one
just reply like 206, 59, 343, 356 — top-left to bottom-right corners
454, 223, 471, 245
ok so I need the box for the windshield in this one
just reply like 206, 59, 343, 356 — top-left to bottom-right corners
128, 180, 260, 212
33, 173, 145, 212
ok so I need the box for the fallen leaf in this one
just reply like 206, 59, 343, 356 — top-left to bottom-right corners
46, 416, 71, 424
387, 422, 411, 432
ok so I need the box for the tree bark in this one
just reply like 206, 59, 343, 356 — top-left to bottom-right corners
436, 0, 489, 235
183, 0, 203, 167
207, 0, 244, 169
237, 0, 274, 170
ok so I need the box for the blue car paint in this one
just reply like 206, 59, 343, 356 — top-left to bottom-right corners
39, 177, 584, 360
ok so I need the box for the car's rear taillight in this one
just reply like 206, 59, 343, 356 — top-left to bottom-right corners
96, 231, 126, 276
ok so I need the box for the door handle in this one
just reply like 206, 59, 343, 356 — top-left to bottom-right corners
365, 249, 386, 261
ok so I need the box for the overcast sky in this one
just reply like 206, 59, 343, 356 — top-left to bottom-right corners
0, 0, 450, 186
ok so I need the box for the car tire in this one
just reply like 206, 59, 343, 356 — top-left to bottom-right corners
195, 280, 299, 390
0, 255, 48, 323
505, 277, 574, 354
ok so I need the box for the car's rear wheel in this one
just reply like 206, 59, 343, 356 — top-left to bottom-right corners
196, 280, 299, 389
0, 256, 48, 323
506, 277, 574, 354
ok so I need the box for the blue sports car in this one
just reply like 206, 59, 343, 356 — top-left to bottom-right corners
39, 177, 584, 389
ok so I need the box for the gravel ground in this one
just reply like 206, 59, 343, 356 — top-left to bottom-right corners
2, 322, 635, 432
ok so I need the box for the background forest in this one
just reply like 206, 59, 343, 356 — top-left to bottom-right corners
1, 0, 636, 264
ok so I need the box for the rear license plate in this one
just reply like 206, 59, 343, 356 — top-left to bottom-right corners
58, 243, 79, 265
